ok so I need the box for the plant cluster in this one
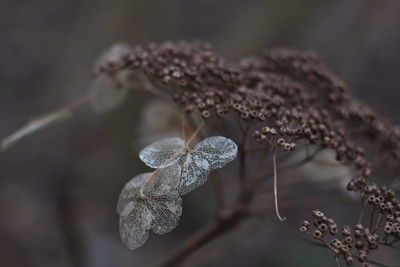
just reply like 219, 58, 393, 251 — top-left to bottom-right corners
117, 136, 237, 249
4, 41, 398, 266
91, 41, 400, 266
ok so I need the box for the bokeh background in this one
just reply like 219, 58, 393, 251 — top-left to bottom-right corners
1, 0, 400, 266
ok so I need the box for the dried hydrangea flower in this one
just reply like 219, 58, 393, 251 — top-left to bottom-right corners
139, 136, 238, 195
117, 164, 182, 249
89, 43, 133, 113
139, 137, 186, 169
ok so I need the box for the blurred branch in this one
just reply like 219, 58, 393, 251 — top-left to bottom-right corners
1, 109, 72, 151
158, 209, 248, 267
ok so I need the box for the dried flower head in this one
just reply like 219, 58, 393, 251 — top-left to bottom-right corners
93, 41, 385, 181
139, 136, 238, 195
300, 178, 400, 266
89, 42, 399, 263
117, 164, 182, 249
117, 134, 237, 249
6, 40, 399, 265
89, 43, 133, 113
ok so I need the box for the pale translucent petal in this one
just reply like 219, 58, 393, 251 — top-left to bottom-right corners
117, 136, 238, 249
139, 137, 186, 168
194, 136, 238, 169
148, 196, 182, 235
119, 205, 152, 250
95, 42, 131, 67
117, 157, 185, 249
142, 164, 181, 196
89, 74, 131, 113
90, 43, 132, 113
117, 173, 150, 215
179, 153, 211, 195
142, 165, 182, 234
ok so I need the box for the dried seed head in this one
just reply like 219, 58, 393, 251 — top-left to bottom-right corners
277, 138, 285, 146
318, 223, 328, 232
331, 239, 342, 249
299, 226, 308, 232
312, 210, 324, 219
345, 256, 353, 265
329, 224, 338, 235
313, 230, 323, 239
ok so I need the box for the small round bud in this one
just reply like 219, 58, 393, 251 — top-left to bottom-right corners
318, 223, 328, 232
284, 143, 291, 151
345, 256, 353, 265
329, 224, 338, 235
299, 226, 308, 232
277, 138, 285, 146
313, 230, 323, 239
344, 236, 353, 245
355, 240, 363, 249
367, 235, 377, 244
342, 226, 351, 237
201, 110, 210, 119
312, 210, 324, 219
331, 239, 342, 249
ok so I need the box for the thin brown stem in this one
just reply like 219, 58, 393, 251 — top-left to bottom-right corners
181, 111, 187, 141
186, 122, 205, 146
272, 149, 286, 221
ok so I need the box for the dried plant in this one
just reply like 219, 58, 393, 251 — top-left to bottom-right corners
300, 177, 400, 267
3, 41, 400, 267
118, 135, 237, 249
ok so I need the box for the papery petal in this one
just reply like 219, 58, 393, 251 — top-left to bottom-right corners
119, 204, 152, 250
117, 173, 150, 215
142, 165, 182, 234
89, 74, 131, 113
142, 164, 181, 196
90, 43, 133, 113
179, 153, 210, 195
94, 42, 131, 67
148, 195, 182, 235
139, 137, 186, 168
194, 136, 238, 169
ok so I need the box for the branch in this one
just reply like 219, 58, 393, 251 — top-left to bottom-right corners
272, 149, 286, 221
157, 210, 247, 267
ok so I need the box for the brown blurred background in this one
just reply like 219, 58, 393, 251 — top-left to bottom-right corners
1, 0, 400, 266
